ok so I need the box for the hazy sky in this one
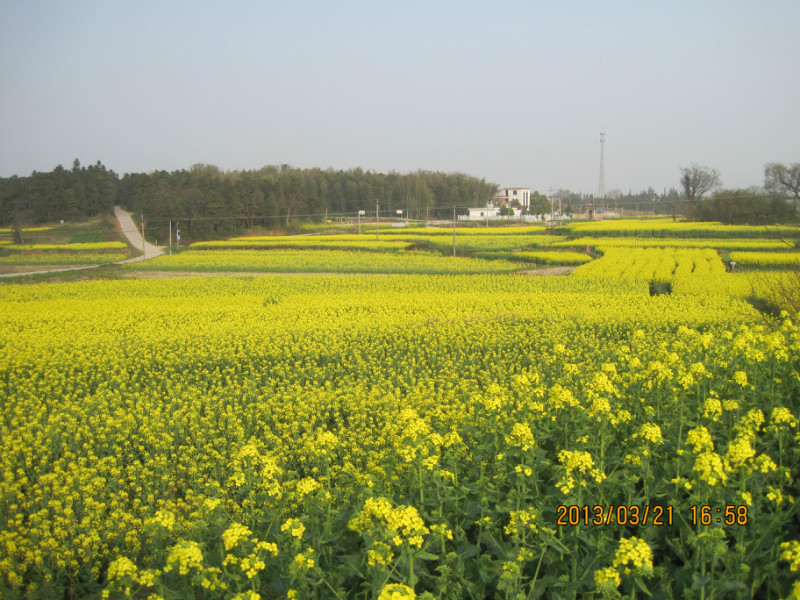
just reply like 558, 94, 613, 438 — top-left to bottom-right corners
1, 1, 798, 196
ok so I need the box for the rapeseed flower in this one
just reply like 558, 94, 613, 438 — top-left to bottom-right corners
693, 451, 728, 486
222, 523, 252, 551
594, 566, 621, 590
164, 540, 204, 575
686, 426, 714, 453
781, 540, 800, 572
505, 422, 535, 451
612, 537, 653, 576
634, 423, 663, 445
377, 583, 416, 600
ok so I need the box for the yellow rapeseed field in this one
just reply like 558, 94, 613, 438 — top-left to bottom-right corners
1, 238, 799, 599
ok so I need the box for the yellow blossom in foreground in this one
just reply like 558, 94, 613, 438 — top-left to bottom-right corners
556, 450, 605, 494
594, 566, 621, 590
146, 510, 176, 532
634, 422, 664, 445
505, 508, 539, 536
377, 583, 416, 600
295, 477, 322, 496
367, 542, 394, 566
222, 523, 252, 551
686, 426, 714, 453
281, 518, 306, 539
349, 497, 429, 548
722, 399, 739, 412
107, 556, 138, 584
726, 436, 756, 467
702, 398, 723, 421
781, 540, 800, 572
693, 451, 728, 486
612, 537, 653, 575
293, 548, 315, 571
164, 540, 204, 575
505, 422, 536, 451
770, 407, 798, 430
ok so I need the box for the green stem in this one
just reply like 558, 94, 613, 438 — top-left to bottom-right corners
320, 574, 346, 600
526, 550, 546, 600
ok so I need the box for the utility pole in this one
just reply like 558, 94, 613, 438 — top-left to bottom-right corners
324, 209, 327, 235
376, 200, 379, 241
169, 220, 172, 256
140, 214, 145, 258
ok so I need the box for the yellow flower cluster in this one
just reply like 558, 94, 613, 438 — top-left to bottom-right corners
295, 477, 322, 497
556, 218, 799, 238
505, 422, 536, 451
693, 452, 728, 487
613, 537, 654, 575
634, 423, 664, 445
349, 498, 429, 549
377, 583, 416, 600
770, 407, 798, 430
593, 566, 621, 590
222, 523, 252, 551
686, 426, 715, 453
164, 540, 204, 575
504, 508, 539, 536
702, 398, 723, 421
107, 556, 139, 584
781, 541, 800, 572
281, 518, 306, 540
556, 450, 606, 494
293, 548, 315, 571
726, 436, 756, 467
515, 250, 592, 265
367, 541, 394, 566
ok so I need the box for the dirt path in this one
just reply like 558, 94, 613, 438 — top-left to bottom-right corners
0, 208, 165, 279
113, 206, 165, 262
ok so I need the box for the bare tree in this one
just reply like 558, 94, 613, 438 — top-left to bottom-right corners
680, 164, 721, 220
680, 164, 721, 200
764, 162, 800, 213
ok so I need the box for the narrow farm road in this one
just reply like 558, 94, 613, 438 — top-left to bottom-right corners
0, 208, 165, 279
114, 206, 165, 261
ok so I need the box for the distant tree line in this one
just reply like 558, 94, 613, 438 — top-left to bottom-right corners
680, 163, 799, 224
0, 160, 118, 227
0, 162, 498, 239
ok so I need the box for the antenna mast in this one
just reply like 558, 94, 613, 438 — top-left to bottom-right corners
598, 130, 606, 200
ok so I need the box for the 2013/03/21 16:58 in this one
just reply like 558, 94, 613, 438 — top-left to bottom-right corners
556, 505, 749, 527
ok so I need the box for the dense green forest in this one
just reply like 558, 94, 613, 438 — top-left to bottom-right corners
0, 162, 498, 239
2, 161, 795, 238
0, 160, 118, 226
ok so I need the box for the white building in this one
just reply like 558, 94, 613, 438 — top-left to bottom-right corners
460, 204, 549, 222
465, 205, 501, 220
494, 187, 531, 208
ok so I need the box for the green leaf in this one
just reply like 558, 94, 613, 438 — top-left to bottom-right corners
692, 572, 712, 589
634, 576, 652, 595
